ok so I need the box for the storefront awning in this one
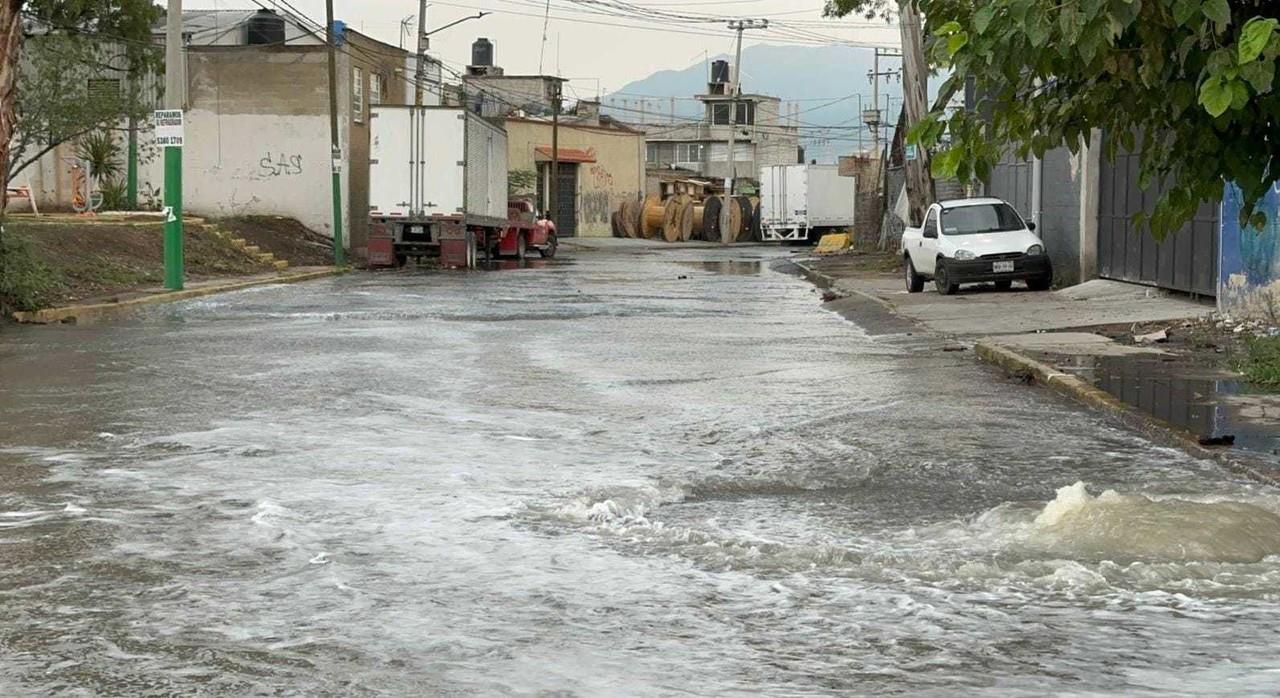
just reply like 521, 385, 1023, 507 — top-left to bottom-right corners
534, 147, 597, 163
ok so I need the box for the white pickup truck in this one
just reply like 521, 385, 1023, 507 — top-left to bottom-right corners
901, 197, 1053, 295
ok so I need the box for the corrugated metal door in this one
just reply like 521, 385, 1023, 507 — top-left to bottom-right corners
1097, 135, 1218, 296
555, 163, 578, 237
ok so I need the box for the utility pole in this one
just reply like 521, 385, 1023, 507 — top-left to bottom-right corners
414, 0, 428, 106
549, 80, 562, 228
720, 18, 767, 244
325, 0, 345, 266
163, 0, 184, 290
865, 48, 901, 160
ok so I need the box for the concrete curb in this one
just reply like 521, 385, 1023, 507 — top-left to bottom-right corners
12, 268, 346, 325
974, 340, 1279, 485
791, 259, 897, 312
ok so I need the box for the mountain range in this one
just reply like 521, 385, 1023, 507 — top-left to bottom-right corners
599, 44, 907, 163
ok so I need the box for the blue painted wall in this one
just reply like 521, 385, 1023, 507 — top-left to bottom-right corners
1220, 182, 1280, 316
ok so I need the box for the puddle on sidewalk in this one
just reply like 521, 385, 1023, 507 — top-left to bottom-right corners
1060, 355, 1280, 456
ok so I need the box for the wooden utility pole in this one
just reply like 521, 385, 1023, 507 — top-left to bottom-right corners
549, 79, 562, 228
899, 1, 934, 226
325, 0, 345, 265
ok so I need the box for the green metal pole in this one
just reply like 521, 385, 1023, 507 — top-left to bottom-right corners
330, 165, 345, 266
164, 145, 183, 290
126, 119, 138, 210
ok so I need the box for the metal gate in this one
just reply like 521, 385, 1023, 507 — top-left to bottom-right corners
1098, 135, 1218, 296
555, 163, 579, 238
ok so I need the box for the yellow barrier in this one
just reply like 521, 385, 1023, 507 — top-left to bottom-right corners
814, 233, 852, 256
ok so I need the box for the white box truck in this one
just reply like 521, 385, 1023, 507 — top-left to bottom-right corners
759, 164, 856, 243
367, 105, 556, 267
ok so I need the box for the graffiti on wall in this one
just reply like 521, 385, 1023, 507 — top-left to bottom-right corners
588, 163, 615, 190
582, 190, 613, 226
259, 153, 304, 178
1220, 182, 1280, 318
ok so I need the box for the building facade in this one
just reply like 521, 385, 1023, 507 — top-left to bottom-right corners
640, 60, 800, 187
504, 104, 644, 238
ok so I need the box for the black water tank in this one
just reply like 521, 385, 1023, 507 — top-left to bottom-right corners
246, 9, 286, 45
472, 38, 494, 67
711, 60, 730, 84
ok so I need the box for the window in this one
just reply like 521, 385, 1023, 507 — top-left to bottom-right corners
675, 143, 704, 164
87, 79, 121, 108
646, 143, 658, 163
352, 67, 364, 123
923, 208, 938, 235
370, 73, 385, 106
710, 101, 755, 126
941, 203, 1026, 235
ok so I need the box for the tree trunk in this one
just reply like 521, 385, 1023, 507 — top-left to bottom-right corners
0, 0, 24, 211
899, 0, 933, 227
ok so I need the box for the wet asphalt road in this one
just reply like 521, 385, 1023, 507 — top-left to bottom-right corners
3, 245, 1280, 696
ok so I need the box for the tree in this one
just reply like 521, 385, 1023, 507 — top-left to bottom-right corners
829, 0, 1280, 238
8, 32, 158, 187
0, 1, 160, 205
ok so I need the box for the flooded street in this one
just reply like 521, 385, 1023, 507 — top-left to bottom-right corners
4, 246, 1280, 695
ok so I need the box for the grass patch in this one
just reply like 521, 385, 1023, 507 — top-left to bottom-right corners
0, 231, 63, 313
1241, 335, 1280, 385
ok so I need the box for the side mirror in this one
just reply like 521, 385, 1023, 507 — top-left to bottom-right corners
1027, 221, 1037, 232
923, 227, 938, 239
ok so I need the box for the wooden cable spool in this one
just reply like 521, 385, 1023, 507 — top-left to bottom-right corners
662, 195, 693, 243
726, 200, 743, 243
641, 195, 665, 239
701, 196, 722, 242
690, 204, 707, 241
734, 196, 753, 242
619, 199, 639, 238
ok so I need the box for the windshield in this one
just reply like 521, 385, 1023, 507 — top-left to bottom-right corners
940, 203, 1025, 235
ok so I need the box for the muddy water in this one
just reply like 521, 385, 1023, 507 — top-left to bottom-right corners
3, 248, 1280, 695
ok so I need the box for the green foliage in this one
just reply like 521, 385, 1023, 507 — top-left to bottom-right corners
0, 231, 60, 313
508, 168, 537, 195
98, 177, 128, 211
1242, 335, 1280, 385
75, 131, 123, 182
829, 0, 1280, 240
8, 3, 162, 184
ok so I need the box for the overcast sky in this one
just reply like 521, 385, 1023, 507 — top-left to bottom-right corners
184, 0, 900, 99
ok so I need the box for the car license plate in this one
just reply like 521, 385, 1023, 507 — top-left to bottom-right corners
993, 261, 1015, 273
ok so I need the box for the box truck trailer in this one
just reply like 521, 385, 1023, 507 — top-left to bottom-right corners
759, 164, 856, 244
367, 105, 556, 267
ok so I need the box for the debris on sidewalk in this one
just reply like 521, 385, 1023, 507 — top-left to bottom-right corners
1134, 328, 1169, 344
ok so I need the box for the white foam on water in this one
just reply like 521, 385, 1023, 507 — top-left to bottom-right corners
1023, 482, 1280, 564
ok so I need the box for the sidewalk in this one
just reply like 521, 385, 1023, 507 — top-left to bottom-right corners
798, 254, 1280, 481
802, 256, 1213, 336
11, 267, 343, 325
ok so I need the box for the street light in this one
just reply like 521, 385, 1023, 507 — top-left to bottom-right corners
423, 11, 489, 45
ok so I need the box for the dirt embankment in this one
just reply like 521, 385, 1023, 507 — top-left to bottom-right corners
214, 216, 334, 267
2, 216, 332, 312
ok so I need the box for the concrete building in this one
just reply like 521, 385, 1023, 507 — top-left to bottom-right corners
504, 101, 644, 238
132, 9, 442, 263
454, 41, 644, 238
640, 60, 801, 187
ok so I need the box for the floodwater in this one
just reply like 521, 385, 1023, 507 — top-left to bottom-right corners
3, 246, 1280, 695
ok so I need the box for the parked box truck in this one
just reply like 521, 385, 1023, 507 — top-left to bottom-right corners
367, 105, 556, 267
759, 164, 856, 243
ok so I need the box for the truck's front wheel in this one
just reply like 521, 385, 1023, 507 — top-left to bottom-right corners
539, 234, 558, 258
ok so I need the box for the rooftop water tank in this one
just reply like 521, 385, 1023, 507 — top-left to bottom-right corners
472, 38, 494, 68
246, 9, 286, 46
711, 60, 730, 84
